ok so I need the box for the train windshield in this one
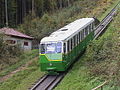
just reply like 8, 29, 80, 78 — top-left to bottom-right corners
40, 42, 62, 54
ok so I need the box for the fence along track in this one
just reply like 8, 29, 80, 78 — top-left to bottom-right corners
94, 1, 120, 39
30, 2, 120, 90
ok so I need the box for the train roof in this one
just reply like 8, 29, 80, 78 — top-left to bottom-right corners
41, 18, 94, 43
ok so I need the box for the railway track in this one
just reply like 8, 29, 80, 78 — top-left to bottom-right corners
30, 73, 65, 90
94, 1, 120, 39
30, 2, 120, 90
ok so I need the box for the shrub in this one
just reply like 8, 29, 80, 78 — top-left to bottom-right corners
0, 33, 23, 70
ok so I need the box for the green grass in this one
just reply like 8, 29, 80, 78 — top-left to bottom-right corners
0, 55, 45, 90
0, 67, 44, 90
0, 49, 38, 77
14, 69, 44, 90
98, 0, 120, 21
54, 56, 102, 90
0, 0, 119, 90
20, 0, 118, 40
55, 1, 120, 90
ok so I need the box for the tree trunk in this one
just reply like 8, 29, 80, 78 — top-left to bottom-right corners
5, 0, 8, 27
32, 0, 35, 17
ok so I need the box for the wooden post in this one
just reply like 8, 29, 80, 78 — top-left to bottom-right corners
92, 81, 108, 90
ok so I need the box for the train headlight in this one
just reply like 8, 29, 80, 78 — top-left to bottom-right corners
49, 63, 52, 66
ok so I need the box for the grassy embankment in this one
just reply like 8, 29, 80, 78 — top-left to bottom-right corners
0, 49, 45, 90
0, 0, 119, 90
0, 50, 38, 77
55, 2, 120, 90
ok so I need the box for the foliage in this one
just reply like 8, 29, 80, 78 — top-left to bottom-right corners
54, 58, 101, 90
18, 0, 100, 40
0, 52, 44, 90
0, 49, 38, 77
84, 9, 120, 89
18, 0, 118, 41
0, 0, 119, 90
0, 68, 44, 90
0, 0, 77, 28
0, 33, 23, 70
55, 0, 120, 90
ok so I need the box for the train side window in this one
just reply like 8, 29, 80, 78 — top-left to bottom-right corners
82, 30, 84, 38
83, 29, 85, 38
76, 35, 77, 46
79, 32, 80, 42
74, 36, 76, 47
67, 40, 70, 52
88, 25, 90, 33
76, 35, 78, 45
90, 23, 93, 31
92, 23, 94, 30
91, 23, 92, 30
89, 25, 91, 33
84, 28, 87, 38
87, 26, 89, 34
72, 38, 74, 49
76, 35, 77, 45
80, 31, 82, 41
69, 40, 71, 51
86, 26, 89, 35
82, 30, 84, 40
71, 39, 72, 50
75, 35, 77, 46
56, 42, 62, 53
85, 27, 88, 36
77, 34, 79, 44
81, 30, 83, 39
64, 43, 66, 53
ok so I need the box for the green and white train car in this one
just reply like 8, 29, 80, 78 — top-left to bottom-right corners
39, 18, 95, 74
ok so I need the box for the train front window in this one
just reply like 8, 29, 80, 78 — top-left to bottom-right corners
56, 42, 62, 53
40, 42, 62, 54
46, 43, 56, 53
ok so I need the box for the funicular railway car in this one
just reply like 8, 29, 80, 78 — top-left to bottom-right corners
39, 18, 96, 75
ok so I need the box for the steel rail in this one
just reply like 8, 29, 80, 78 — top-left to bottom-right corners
94, 1, 120, 39
30, 75, 48, 90
30, 73, 65, 90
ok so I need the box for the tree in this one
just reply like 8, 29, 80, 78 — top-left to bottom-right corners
5, 0, 8, 27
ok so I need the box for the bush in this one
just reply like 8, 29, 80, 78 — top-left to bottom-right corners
85, 10, 120, 87
0, 33, 23, 70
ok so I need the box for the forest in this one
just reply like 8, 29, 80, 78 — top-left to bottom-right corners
0, 0, 76, 28
0, 0, 78, 69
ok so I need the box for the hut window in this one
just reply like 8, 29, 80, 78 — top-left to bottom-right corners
24, 42, 28, 46
6, 40, 16, 44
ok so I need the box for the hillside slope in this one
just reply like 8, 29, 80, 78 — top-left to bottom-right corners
55, 4, 120, 90
0, 0, 119, 90
18, 0, 119, 40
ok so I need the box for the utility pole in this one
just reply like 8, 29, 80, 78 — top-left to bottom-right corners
5, 0, 8, 27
